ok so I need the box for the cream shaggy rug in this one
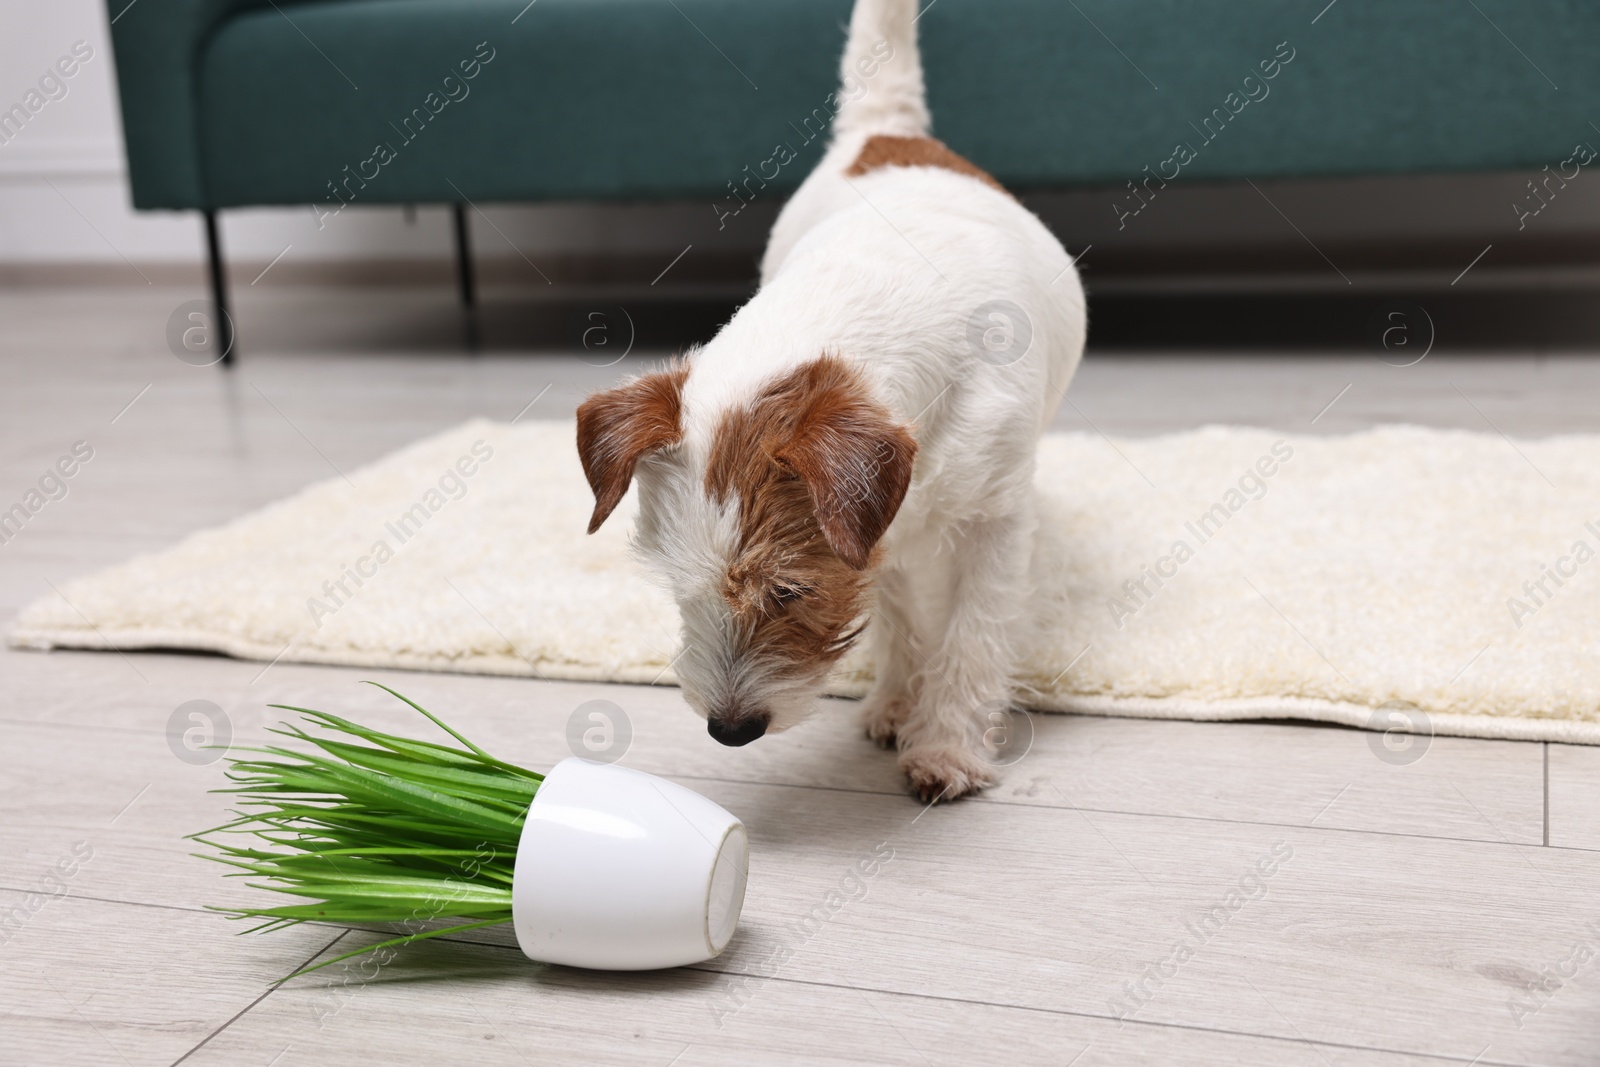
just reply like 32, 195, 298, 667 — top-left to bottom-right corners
10, 419, 1600, 744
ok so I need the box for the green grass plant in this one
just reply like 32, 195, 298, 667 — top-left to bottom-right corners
190, 682, 542, 979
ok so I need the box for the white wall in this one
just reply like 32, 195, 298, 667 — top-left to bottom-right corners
3, 0, 1598, 278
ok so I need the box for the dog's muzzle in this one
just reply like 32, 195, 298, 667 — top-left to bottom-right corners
707, 714, 769, 747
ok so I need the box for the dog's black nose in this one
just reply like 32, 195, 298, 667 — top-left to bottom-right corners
707, 714, 768, 747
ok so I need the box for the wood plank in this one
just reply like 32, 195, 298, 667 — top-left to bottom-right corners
1052, 353, 1600, 436
666, 780, 1600, 1067
182, 926, 1472, 1067
1547, 743, 1600, 851
0, 890, 343, 1067
987, 713, 1546, 846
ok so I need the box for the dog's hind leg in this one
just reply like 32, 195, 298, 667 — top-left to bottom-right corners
896, 509, 1036, 801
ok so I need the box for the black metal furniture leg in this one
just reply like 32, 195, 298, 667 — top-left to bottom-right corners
203, 209, 236, 366
452, 202, 479, 350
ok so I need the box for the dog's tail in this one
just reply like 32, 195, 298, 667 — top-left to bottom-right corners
833, 0, 931, 140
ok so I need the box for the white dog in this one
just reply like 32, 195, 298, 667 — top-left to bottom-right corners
577, 0, 1084, 800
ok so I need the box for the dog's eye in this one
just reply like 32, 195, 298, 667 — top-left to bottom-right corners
771, 585, 808, 606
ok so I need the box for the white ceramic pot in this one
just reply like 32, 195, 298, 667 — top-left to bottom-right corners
510, 758, 748, 969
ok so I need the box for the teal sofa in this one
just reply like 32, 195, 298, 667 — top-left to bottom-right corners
108, 0, 1600, 359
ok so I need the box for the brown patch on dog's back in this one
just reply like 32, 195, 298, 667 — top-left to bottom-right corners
706, 357, 916, 676
846, 134, 1009, 196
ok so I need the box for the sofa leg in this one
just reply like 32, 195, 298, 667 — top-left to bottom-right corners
203, 210, 236, 366
452, 203, 479, 350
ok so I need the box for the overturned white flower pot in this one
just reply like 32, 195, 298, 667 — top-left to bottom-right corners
194, 689, 749, 978
512, 758, 749, 969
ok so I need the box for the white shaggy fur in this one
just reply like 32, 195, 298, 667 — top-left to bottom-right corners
632, 0, 1086, 797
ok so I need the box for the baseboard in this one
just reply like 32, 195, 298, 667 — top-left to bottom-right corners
6, 230, 1598, 295
0, 137, 124, 180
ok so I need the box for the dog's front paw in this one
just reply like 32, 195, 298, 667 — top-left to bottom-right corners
860, 692, 912, 748
899, 743, 994, 803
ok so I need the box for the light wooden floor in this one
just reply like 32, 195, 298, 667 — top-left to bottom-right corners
4, 285, 1600, 1067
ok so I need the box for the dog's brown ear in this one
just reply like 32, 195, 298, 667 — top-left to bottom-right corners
576, 366, 688, 533
771, 360, 917, 569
